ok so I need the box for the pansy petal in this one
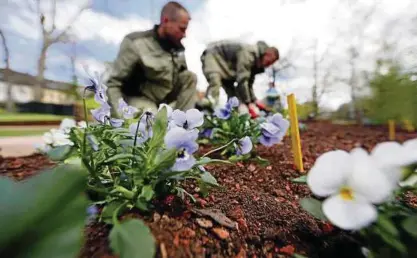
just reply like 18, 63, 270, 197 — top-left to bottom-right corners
259, 135, 279, 147
307, 150, 351, 197
323, 194, 377, 230
171, 110, 187, 127
172, 155, 196, 171
348, 148, 393, 204
237, 136, 253, 155
182, 140, 199, 154
403, 138, 417, 164
185, 109, 204, 129
371, 142, 406, 168
214, 108, 231, 120
164, 127, 188, 149
228, 97, 239, 108
261, 123, 280, 137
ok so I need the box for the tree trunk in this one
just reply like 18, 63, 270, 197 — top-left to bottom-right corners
311, 40, 319, 117
0, 30, 15, 112
4, 69, 15, 112
34, 45, 48, 102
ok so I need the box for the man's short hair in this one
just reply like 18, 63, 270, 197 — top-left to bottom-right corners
268, 47, 280, 60
160, 1, 189, 22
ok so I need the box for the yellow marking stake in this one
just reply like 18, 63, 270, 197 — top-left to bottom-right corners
287, 94, 304, 172
388, 120, 395, 141
403, 119, 415, 132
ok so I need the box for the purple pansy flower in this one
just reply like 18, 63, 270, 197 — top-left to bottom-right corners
91, 103, 111, 124
129, 112, 154, 144
259, 113, 289, 147
226, 97, 239, 110
214, 97, 239, 120
110, 118, 124, 128
200, 128, 213, 139
236, 136, 253, 155
171, 109, 204, 130
84, 70, 108, 105
164, 127, 199, 171
118, 98, 138, 119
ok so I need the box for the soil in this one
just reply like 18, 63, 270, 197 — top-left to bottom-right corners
1, 121, 416, 258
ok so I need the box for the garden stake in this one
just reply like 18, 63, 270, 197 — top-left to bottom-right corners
388, 120, 396, 141
403, 119, 415, 132
287, 94, 304, 172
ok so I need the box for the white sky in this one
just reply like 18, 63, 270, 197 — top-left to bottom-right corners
1, 0, 416, 110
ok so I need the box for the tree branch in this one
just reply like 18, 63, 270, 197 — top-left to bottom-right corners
51, 2, 90, 44
0, 29, 10, 69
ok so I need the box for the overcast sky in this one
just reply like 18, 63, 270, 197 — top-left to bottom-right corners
0, 0, 416, 110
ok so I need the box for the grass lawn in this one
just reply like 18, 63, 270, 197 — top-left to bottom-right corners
0, 113, 70, 122
0, 128, 49, 137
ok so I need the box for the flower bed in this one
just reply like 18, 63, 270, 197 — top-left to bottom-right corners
1, 121, 416, 258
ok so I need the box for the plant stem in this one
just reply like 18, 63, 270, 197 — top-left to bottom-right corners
112, 201, 128, 226
202, 138, 237, 158
82, 97, 89, 157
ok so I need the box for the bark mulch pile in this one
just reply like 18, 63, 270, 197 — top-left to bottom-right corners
1, 121, 416, 258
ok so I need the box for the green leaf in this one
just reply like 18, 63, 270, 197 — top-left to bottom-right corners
299, 198, 327, 221
402, 216, 417, 238
150, 148, 177, 173
135, 199, 149, 211
254, 156, 269, 167
103, 138, 118, 149
377, 215, 399, 237
148, 107, 168, 150
0, 164, 88, 258
105, 153, 135, 163
101, 201, 126, 225
293, 254, 308, 258
140, 185, 155, 201
118, 139, 135, 147
201, 171, 219, 186
64, 156, 82, 166
292, 175, 307, 183
109, 219, 155, 258
196, 157, 232, 166
47, 145, 72, 161
374, 227, 407, 253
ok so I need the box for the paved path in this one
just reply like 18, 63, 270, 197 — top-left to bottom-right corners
0, 136, 44, 157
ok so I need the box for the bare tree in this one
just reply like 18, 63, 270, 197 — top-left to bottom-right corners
28, 0, 91, 102
334, 0, 380, 122
0, 29, 15, 112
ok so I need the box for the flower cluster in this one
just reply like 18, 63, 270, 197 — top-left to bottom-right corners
306, 138, 417, 230
36, 118, 86, 152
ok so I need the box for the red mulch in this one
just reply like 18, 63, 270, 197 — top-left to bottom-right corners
1, 121, 416, 258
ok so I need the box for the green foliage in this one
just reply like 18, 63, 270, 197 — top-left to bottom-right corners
0, 164, 88, 258
109, 219, 155, 258
366, 65, 417, 126
361, 188, 417, 258
299, 198, 328, 221
49, 107, 219, 218
200, 106, 262, 162
296, 102, 316, 120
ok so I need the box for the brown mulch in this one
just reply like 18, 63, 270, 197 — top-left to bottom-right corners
1, 121, 416, 258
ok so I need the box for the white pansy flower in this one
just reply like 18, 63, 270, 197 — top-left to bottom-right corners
307, 148, 394, 230
77, 121, 87, 128
43, 129, 74, 147
59, 118, 77, 133
371, 138, 417, 185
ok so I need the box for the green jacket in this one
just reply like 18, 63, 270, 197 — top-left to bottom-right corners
106, 25, 188, 110
201, 40, 269, 104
